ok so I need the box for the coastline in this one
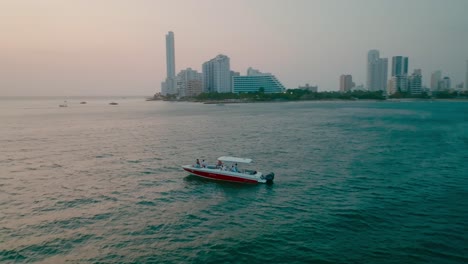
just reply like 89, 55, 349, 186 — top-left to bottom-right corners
146, 97, 468, 104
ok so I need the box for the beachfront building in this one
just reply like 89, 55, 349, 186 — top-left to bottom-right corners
389, 56, 409, 93
431, 70, 442, 91
298, 84, 318, 92
366, 50, 388, 92
408, 69, 422, 95
339, 74, 355, 92
440, 77, 451, 90
202, 54, 231, 93
186, 79, 203, 97
176, 68, 202, 97
232, 67, 286, 93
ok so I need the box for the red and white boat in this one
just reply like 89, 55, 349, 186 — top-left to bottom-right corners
182, 156, 274, 184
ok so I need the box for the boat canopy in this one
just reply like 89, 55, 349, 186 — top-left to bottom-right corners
217, 156, 252, 164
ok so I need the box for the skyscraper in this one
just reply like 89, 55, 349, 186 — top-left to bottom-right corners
366, 50, 388, 92
339, 75, 354, 92
166, 31, 175, 79
391, 56, 408, 77
202, 54, 231, 93
431, 70, 442, 91
367, 50, 378, 90
390, 56, 409, 93
161, 31, 177, 95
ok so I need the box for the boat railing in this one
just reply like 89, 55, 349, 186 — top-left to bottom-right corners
194, 164, 256, 175
243, 169, 257, 175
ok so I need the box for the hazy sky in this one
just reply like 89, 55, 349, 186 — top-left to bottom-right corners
1, 0, 467, 96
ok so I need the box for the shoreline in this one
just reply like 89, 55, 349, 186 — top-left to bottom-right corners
146, 98, 468, 104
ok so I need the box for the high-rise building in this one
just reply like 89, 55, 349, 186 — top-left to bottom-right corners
161, 31, 177, 95
378, 58, 388, 90
431, 70, 442, 91
232, 68, 285, 93
230, 70, 240, 89
366, 50, 388, 92
440, 77, 451, 90
166, 31, 175, 79
176, 68, 202, 97
391, 56, 408, 77
202, 54, 231, 93
367, 50, 378, 90
339, 74, 354, 92
390, 56, 409, 93
390, 76, 408, 93
186, 79, 203, 97
409, 69, 422, 95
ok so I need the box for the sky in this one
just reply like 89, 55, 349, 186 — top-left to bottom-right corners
0, 0, 467, 96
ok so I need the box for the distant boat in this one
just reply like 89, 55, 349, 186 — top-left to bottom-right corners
59, 101, 68, 107
109, 102, 118, 105
80, 101, 87, 104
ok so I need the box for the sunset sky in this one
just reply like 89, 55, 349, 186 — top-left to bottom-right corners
1, 0, 467, 96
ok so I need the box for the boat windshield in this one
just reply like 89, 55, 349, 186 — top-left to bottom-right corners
217, 156, 252, 164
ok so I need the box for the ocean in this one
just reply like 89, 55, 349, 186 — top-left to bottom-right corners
1, 97, 467, 263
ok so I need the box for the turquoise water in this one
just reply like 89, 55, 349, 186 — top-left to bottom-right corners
1, 98, 467, 263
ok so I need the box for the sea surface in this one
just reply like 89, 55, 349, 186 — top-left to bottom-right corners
0, 97, 467, 263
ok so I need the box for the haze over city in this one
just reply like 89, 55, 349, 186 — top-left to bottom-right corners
1, 0, 467, 96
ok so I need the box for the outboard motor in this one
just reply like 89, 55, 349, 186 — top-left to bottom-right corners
264, 172, 275, 184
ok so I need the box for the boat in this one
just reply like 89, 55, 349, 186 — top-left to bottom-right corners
109, 102, 118, 105
80, 101, 87, 104
59, 101, 68, 107
182, 156, 274, 184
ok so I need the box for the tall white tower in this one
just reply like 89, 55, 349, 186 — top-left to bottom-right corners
161, 31, 177, 95
367, 50, 388, 92
367, 50, 379, 90
166, 31, 175, 79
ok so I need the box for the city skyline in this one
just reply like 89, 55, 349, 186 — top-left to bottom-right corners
0, 0, 467, 96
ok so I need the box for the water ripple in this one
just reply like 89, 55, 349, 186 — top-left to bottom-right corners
1, 99, 467, 263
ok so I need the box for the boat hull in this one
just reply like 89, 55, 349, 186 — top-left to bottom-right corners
182, 166, 262, 184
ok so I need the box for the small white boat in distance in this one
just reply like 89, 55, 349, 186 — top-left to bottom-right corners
59, 101, 68, 107
182, 156, 274, 184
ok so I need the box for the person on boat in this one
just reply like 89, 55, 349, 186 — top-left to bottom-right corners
230, 165, 237, 172
216, 160, 223, 169
201, 160, 206, 168
195, 159, 201, 168
234, 163, 239, 173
